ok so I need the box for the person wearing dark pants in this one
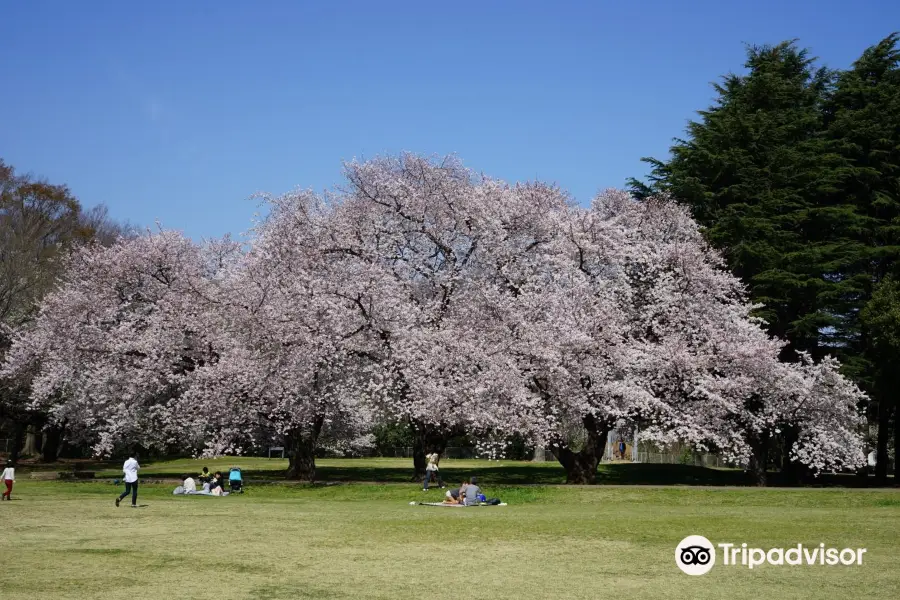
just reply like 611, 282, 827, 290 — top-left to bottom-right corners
423, 452, 444, 491
117, 480, 138, 507
115, 454, 140, 507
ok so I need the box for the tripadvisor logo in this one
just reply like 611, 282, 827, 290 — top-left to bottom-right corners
676, 535, 716, 575
675, 535, 867, 575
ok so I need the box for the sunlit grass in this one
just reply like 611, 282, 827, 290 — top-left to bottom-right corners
1, 479, 897, 599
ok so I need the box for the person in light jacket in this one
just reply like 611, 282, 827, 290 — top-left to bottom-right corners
115, 454, 140, 507
423, 452, 445, 491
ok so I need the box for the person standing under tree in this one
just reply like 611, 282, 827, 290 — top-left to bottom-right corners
1, 461, 14, 500
115, 454, 140, 507
423, 452, 444, 491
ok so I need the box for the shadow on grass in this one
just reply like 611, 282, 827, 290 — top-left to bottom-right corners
16, 457, 892, 488
263, 463, 890, 488
315, 464, 564, 484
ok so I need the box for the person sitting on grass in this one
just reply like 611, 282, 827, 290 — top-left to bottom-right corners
198, 467, 211, 484
461, 477, 482, 506
209, 471, 226, 493
443, 480, 467, 504
183, 474, 197, 493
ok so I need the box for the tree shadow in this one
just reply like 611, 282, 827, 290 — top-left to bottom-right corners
20, 457, 894, 488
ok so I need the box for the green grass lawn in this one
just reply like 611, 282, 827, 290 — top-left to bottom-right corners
1, 460, 898, 599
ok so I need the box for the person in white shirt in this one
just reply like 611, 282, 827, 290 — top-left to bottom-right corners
1, 461, 14, 500
115, 454, 140, 507
182, 474, 197, 493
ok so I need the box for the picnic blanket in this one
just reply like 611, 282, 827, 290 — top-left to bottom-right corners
411, 502, 507, 507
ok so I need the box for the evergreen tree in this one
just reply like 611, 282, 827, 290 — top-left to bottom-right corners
861, 276, 900, 481
629, 42, 840, 359
828, 33, 900, 481
632, 35, 900, 481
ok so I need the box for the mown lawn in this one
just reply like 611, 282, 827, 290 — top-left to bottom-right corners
1, 468, 898, 599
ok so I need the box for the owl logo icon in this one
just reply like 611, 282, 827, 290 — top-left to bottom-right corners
676, 535, 716, 575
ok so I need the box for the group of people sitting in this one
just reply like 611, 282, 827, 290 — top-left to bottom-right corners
173, 467, 242, 496
442, 477, 486, 506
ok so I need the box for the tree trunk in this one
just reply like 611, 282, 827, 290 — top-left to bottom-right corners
550, 414, 610, 484
748, 433, 769, 487
22, 425, 39, 456
41, 424, 64, 463
9, 421, 25, 464
409, 419, 452, 482
285, 416, 324, 482
893, 407, 899, 483
412, 424, 427, 482
780, 425, 803, 485
893, 404, 899, 483
875, 398, 890, 484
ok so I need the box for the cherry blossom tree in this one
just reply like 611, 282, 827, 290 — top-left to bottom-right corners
491, 188, 866, 484
0, 230, 221, 457
176, 191, 377, 480
583, 192, 866, 485
0, 154, 867, 487
317, 154, 545, 479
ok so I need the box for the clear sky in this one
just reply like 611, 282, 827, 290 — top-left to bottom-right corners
1, 1, 897, 240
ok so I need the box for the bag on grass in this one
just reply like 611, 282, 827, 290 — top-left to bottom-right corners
487, 498, 501, 505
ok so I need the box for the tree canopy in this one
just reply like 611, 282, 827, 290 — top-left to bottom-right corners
2, 155, 866, 484
630, 34, 900, 480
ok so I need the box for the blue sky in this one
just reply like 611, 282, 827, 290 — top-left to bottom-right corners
1, 1, 897, 240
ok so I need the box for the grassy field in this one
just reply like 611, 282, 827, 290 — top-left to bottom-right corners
1, 459, 898, 599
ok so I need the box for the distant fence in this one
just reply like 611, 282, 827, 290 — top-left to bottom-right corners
373, 447, 480, 459
361, 446, 728, 467
636, 452, 727, 468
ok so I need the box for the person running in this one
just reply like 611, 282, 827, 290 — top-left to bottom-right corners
1, 461, 14, 500
115, 454, 140, 507
423, 452, 444, 491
